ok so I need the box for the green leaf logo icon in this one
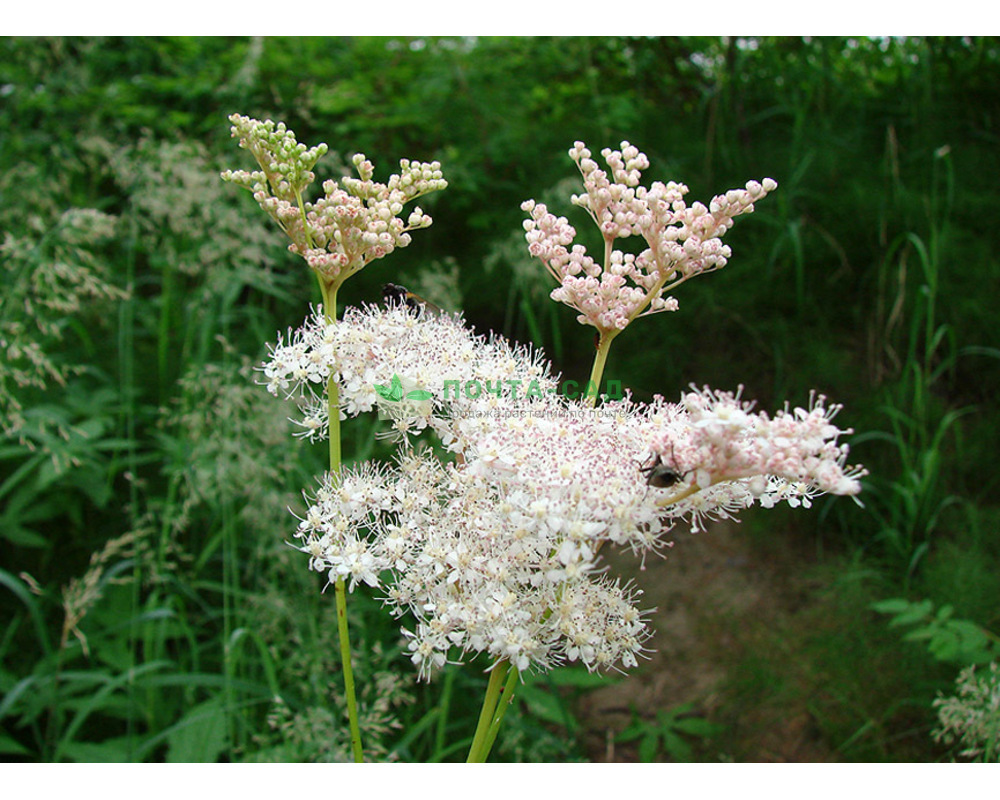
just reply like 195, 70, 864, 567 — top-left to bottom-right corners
374, 374, 404, 402
405, 389, 434, 401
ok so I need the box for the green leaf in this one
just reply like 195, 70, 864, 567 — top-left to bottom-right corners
517, 684, 571, 729
661, 730, 693, 761
0, 568, 52, 656
166, 696, 229, 763
375, 374, 404, 402
0, 527, 48, 547
543, 667, 616, 689
638, 731, 660, 762
60, 735, 139, 763
871, 598, 915, 615
884, 598, 935, 627
616, 723, 644, 743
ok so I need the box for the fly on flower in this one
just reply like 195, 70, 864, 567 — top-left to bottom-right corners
639, 450, 689, 490
383, 283, 444, 316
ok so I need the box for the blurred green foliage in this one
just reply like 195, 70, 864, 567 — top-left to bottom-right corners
1, 36, 998, 762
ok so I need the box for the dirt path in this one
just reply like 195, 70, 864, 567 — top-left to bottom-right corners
577, 520, 839, 762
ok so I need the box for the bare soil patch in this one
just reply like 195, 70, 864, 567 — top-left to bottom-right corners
578, 521, 838, 762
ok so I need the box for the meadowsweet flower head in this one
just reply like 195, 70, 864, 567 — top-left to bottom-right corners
522, 141, 776, 334
285, 365, 865, 680
222, 114, 446, 288
457, 395, 675, 554
221, 114, 328, 209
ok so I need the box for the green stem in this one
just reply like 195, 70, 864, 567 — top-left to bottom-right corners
334, 578, 363, 762
319, 278, 362, 763
466, 661, 510, 762
480, 664, 520, 759
294, 186, 315, 251
320, 280, 343, 478
581, 235, 622, 407
327, 372, 342, 476
585, 329, 619, 407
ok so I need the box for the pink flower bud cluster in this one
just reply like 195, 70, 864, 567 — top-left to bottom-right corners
522, 141, 777, 333
456, 386, 864, 543
222, 115, 446, 285
644, 386, 867, 510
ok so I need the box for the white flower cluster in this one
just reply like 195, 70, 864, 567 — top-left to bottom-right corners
264, 306, 865, 678
222, 114, 446, 284
260, 303, 558, 443
521, 141, 776, 333
296, 452, 654, 677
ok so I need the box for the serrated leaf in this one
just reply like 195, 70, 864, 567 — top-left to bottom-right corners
166, 696, 229, 763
